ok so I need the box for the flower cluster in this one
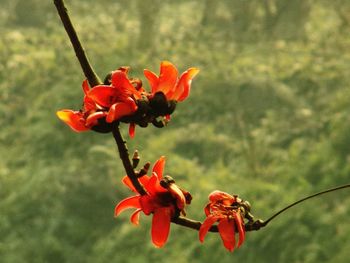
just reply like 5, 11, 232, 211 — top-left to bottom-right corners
57, 60, 252, 252
57, 61, 199, 137
199, 191, 247, 252
114, 156, 192, 247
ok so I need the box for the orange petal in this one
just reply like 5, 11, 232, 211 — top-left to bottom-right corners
208, 191, 235, 205
168, 184, 186, 211
85, 111, 107, 127
114, 195, 141, 217
130, 209, 142, 225
172, 68, 199, 101
129, 123, 136, 138
56, 110, 89, 132
157, 61, 178, 96
204, 203, 211, 216
83, 96, 97, 111
122, 176, 137, 192
199, 215, 218, 242
144, 69, 159, 94
151, 207, 172, 248
122, 175, 150, 193
111, 70, 141, 100
106, 102, 137, 123
234, 212, 245, 247
218, 219, 236, 252
152, 156, 166, 179
125, 97, 138, 111
139, 195, 155, 215
82, 79, 90, 95
88, 85, 119, 107
144, 174, 159, 195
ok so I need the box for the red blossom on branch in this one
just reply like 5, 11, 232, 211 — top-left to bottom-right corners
114, 156, 192, 247
121, 61, 200, 135
56, 79, 108, 132
199, 191, 246, 252
57, 62, 199, 137
144, 60, 200, 102
57, 68, 140, 134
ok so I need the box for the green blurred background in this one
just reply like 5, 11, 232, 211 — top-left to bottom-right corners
1, 0, 350, 262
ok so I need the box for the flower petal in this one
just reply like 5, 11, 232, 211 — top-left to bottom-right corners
144, 69, 159, 94
106, 101, 137, 123
151, 207, 172, 248
130, 209, 142, 225
129, 123, 136, 138
157, 61, 178, 96
111, 70, 141, 100
199, 215, 218, 243
83, 95, 97, 111
152, 156, 166, 179
85, 111, 107, 127
208, 190, 235, 205
218, 219, 236, 252
56, 110, 89, 132
88, 85, 119, 107
139, 195, 155, 215
114, 195, 141, 217
144, 174, 159, 195
234, 212, 245, 247
168, 183, 186, 211
172, 68, 199, 102
122, 175, 150, 193
82, 79, 90, 95
204, 203, 211, 216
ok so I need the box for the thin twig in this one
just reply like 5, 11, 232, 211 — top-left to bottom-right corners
53, 0, 102, 86
262, 183, 350, 226
111, 123, 147, 195
53, 0, 145, 195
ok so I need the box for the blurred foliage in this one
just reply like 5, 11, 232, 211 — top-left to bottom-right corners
1, 0, 350, 262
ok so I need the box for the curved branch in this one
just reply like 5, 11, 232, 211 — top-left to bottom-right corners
53, 0, 102, 86
172, 183, 350, 233
172, 216, 264, 232
111, 123, 147, 195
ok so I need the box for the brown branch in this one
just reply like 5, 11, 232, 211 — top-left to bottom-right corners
111, 123, 147, 195
172, 216, 264, 233
53, 0, 145, 195
53, 0, 102, 87
172, 183, 350, 232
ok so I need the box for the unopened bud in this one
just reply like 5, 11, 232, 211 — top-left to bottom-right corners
132, 150, 140, 168
138, 162, 150, 177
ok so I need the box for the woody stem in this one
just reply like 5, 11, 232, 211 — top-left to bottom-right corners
111, 123, 147, 195
53, 0, 146, 194
53, 0, 102, 86
173, 183, 350, 232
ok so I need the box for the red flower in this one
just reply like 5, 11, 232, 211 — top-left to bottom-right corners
57, 62, 199, 136
199, 191, 246, 252
57, 68, 141, 135
114, 156, 191, 247
144, 61, 200, 102
88, 68, 141, 124
56, 80, 108, 132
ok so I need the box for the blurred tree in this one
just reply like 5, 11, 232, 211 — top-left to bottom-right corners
11, 0, 53, 27
136, 0, 162, 51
